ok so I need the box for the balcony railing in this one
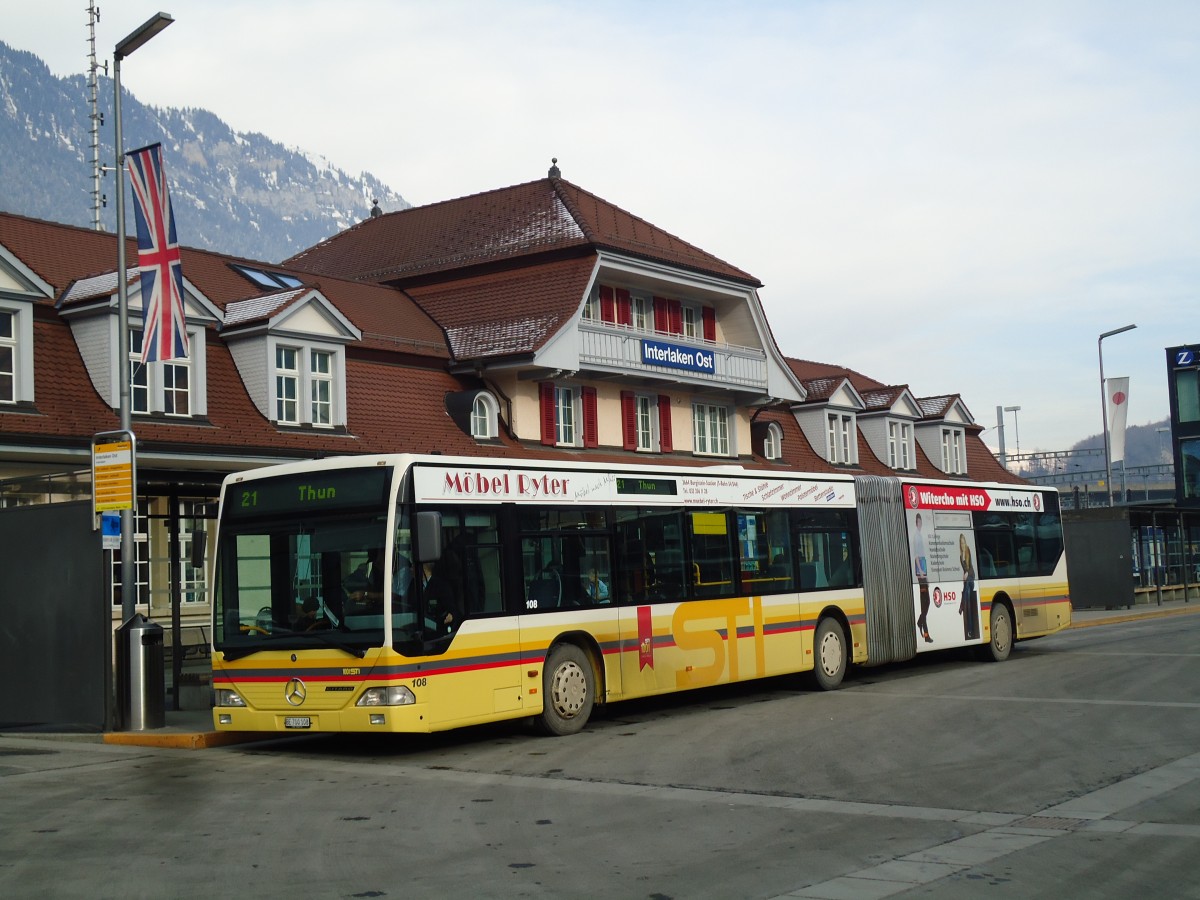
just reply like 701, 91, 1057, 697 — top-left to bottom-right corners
578, 321, 768, 390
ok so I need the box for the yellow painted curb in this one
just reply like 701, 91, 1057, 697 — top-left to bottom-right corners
103, 730, 276, 750
1070, 604, 1200, 629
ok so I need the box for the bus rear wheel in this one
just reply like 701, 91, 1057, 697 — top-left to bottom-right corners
537, 643, 594, 736
983, 603, 1013, 662
811, 617, 846, 691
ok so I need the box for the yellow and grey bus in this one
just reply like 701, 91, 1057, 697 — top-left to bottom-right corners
211, 454, 1070, 736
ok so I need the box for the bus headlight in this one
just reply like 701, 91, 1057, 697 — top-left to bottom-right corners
356, 686, 416, 707
214, 689, 246, 707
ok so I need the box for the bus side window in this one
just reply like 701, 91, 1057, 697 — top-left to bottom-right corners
973, 512, 1013, 579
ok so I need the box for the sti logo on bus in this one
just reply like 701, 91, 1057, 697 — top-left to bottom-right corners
443, 471, 570, 499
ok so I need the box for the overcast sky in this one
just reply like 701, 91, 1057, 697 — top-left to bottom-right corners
7, 0, 1198, 456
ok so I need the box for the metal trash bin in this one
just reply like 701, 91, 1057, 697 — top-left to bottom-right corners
115, 614, 166, 731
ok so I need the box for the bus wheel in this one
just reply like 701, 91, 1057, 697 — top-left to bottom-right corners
984, 603, 1013, 662
812, 618, 846, 691
538, 643, 594, 736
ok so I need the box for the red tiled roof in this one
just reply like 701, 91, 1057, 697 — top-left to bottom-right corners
285, 178, 760, 287
403, 256, 596, 359
785, 358, 887, 393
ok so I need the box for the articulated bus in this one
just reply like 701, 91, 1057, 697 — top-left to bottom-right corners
210, 454, 1070, 736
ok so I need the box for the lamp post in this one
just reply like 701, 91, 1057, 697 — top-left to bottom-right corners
1004, 405, 1021, 470
1099, 324, 1136, 507
114, 12, 174, 624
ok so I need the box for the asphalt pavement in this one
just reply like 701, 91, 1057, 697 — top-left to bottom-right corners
5, 598, 1197, 750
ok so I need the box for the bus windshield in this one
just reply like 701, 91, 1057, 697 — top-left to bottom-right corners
213, 511, 391, 660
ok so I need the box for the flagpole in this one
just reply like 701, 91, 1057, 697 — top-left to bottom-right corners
1098, 324, 1136, 507
113, 12, 174, 624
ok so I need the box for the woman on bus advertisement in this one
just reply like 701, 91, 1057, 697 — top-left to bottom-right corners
958, 534, 979, 640
912, 512, 933, 643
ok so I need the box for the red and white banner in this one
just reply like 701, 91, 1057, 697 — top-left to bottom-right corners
1106, 377, 1130, 464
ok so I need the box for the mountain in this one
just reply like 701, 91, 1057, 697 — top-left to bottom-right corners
0, 41, 409, 263
1066, 419, 1174, 469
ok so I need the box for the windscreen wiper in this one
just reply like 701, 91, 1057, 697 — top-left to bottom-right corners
218, 629, 367, 661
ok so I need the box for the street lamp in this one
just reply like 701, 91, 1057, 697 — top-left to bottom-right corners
114, 12, 174, 624
1157, 426, 1171, 463
1099, 324, 1136, 507
1004, 405, 1021, 467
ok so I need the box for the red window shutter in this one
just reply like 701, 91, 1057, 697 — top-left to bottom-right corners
702, 306, 716, 342
653, 297, 669, 333
582, 387, 598, 448
539, 382, 556, 446
668, 299, 683, 335
658, 395, 673, 452
621, 391, 637, 451
599, 286, 616, 324
616, 288, 632, 326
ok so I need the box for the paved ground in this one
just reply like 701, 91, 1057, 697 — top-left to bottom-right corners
5, 598, 1197, 748
2, 603, 1197, 899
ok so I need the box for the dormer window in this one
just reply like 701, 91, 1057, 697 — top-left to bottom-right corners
942, 427, 966, 474
888, 420, 913, 469
827, 412, 857, 465
471, 392, 499, 440
0, 300, 34, 405
0, 308, 15, 403
764, 422, 783, 460
127, 324, 204, 417
272, 343, 339, 428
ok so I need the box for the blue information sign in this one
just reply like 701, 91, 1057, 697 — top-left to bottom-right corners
641, 339, 716, 374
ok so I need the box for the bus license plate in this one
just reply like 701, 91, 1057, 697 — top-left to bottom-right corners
284, 716, 312, 729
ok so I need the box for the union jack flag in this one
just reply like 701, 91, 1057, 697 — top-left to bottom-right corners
127, 142, 188, 363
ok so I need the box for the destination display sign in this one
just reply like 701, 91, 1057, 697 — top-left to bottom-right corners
225, 466, 392, 519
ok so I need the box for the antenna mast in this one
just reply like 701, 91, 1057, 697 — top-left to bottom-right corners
87, 2, 106, 230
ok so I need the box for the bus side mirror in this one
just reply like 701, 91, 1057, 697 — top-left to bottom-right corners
415, 511, 442, 564
190, 528, 207, 570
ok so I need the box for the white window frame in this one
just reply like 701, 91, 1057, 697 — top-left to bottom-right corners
682, 304, 700, 339
941, 427, 965, 474
581, 289, 599, 322
692, 402, 731, 456
632, 295, 650, 332
471, 392, 499, 440
275, 345, 300, 424
888, 420, 913, 469
0, 300, 33, 405
269, 338, 345, 428
0, 308, 16, 404
556, 385, 577, 446
635, 394, 654, 452
110, 499, 150, 608
125, 322, 203, 418
827, 412, 856, 464
764, 422, 783, 460
310, 348, 333, 426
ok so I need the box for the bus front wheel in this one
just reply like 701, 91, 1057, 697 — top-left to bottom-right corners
811, 618, 846, 691
537, 643, 594, 736
983, 603, 1013, 662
